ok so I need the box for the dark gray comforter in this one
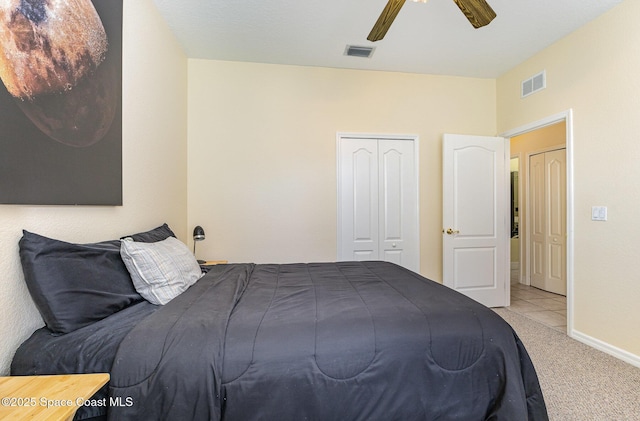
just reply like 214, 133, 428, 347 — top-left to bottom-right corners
107, 262, 547, 420
13, 261, 547, 420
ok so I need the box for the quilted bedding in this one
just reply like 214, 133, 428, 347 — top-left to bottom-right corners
106, 261, 547, 420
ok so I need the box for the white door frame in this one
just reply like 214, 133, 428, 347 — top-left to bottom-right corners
500, 110, 574, 337
336, 132, 420, 272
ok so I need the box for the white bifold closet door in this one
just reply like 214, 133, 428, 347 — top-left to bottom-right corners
530, 148, 567, 295
338, 136, 419, 273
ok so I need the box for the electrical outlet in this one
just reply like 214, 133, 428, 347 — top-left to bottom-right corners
591, 206, 607, 221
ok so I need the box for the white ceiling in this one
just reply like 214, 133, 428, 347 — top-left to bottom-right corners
152, 0, 623, 79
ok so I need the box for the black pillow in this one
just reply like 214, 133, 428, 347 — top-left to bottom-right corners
19, 231, 143, 334
122, 223, 176, 242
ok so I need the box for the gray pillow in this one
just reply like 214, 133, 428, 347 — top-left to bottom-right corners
121, 223, 175, 242
19, 230, 143, 334
120, 236, 204, 305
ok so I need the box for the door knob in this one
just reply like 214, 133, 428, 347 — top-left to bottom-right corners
444, 228, 460, 235
392, 243, 397, 248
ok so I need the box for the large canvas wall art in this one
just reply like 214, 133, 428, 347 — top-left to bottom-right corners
0, 0, 122, 205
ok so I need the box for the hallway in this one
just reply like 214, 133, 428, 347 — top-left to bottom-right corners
508, 282, 567, 333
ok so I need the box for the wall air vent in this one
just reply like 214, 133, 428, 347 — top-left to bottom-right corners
521, 70, 546, 98
344, 45, 375, 58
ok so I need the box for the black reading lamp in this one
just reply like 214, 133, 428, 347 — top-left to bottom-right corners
193, 225, 205, 264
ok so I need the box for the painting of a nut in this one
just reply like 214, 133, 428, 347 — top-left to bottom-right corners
0, 0, 117, 147
0, 0, 122, 205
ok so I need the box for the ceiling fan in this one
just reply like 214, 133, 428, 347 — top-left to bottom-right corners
367, 0, 496, 42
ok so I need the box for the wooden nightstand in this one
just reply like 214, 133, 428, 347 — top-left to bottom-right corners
201, 260, 228, 266
199, 260, 228, 273
0, 373, 109, 421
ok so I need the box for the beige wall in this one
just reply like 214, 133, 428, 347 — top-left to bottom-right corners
0, 0, 188, 374
187, 60, 496, 282
498, 0, 640, 357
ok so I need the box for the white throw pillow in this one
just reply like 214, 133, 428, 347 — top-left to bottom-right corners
120, 236, 204, 305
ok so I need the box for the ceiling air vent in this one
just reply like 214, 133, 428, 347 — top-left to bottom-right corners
344, 45, 375, 58
521, 70, 546, 98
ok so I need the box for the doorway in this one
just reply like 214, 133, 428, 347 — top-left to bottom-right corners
510, 157, 520, 285
501, 111, 573, 335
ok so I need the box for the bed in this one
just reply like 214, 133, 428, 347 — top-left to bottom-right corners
11, 225, 548, 421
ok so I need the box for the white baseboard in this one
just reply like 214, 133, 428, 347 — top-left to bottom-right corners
570, 329, 640, 369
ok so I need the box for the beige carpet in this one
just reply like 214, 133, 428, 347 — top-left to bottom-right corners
494, 308, 640, 420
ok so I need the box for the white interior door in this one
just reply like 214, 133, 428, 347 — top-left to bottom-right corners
443, 134, 509, 307
378, 140, 419, 268
338, 136, 419, 273
530, 153, 546, 289
339, 138, 379, 261
530, 149, 567, 295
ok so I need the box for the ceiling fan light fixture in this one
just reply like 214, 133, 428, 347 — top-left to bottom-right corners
368, 0, 496, 42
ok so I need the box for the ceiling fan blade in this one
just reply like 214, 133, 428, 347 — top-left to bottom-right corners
451, 0, 496, 28
367, 0, 407, 42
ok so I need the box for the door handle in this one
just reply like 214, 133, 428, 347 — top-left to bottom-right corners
444, 228, 460, 235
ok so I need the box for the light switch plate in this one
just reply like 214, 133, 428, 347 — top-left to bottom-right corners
591, 206, 607, 221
